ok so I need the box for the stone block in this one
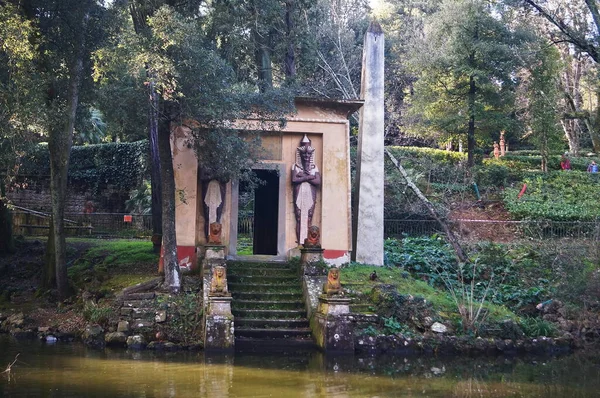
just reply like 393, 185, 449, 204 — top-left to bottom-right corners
204, 314, 234, 351
105, 332, 128, 346
155, 310, 167, 323
126, 334, 147, 350
117, 320, 130, 333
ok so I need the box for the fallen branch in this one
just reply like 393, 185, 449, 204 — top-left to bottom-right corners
2, 353, 20, 374
385, 149, 468, 263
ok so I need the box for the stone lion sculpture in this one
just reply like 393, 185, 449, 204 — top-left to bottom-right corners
209, 265, 228, 296
323, 268, 342, 296
303, 225, 321, 248
208, 222, 222, 245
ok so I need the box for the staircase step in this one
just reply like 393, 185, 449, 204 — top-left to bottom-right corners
235, 337, 315, 351
229, 282, 300, 291
233, 300, 304, 310
232, 292, 303, 301
120, 308, 155, 319
130, 320, 154, 329
122, 292, 155, 300
235, 318, 309, 328
232, 309, 306, 318
228, 268, 297, 276
123, 300, 155, 308
228, 275, 299, 283
228, 261, 291, 268
235, 327, 312, 339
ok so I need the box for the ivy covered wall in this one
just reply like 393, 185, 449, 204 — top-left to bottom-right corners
8, 141, 149, 213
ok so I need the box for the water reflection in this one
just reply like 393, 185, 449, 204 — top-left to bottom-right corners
0, 336, 599, 397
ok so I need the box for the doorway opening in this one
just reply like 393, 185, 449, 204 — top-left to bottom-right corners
237, 169, 279, 255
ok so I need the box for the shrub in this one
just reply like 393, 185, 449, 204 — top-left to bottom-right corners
519, 316, 558, 337
83, 302, 114, 326
503, 171, 600, 220
18, 141, 149, 193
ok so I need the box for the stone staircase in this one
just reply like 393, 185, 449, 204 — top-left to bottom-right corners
227, 261, 314, 348
119, 292, 160, 332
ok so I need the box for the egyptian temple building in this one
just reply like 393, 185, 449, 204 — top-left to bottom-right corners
168, 97, 363, 270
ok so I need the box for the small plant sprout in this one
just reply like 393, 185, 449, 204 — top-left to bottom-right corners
429, 258, 508, 334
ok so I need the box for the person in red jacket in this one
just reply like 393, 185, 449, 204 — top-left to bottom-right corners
560, 154, 571, 170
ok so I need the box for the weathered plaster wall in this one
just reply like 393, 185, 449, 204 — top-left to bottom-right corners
171, 126, 198, 249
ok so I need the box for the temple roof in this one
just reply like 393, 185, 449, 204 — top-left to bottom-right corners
294, 97, 364, 116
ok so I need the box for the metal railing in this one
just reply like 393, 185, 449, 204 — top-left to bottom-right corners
13, 208, 600, 243
384, 219, 600, 241
12, 210, 152, 238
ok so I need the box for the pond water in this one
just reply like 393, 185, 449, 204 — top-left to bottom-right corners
1, 336, 600, 397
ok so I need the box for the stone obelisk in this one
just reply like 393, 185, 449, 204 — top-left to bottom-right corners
352, 21, 384, 266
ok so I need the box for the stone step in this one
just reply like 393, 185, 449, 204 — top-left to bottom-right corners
130, 320, 154, 329
123, 299, 155, 308
235, 337, 315, 351
234, 327, 312, 339
120, 307, 155, 319
235, 318, 309, 329
122, 292, 155, 300
232, 309, 307, 318
232, 292, 303, 300
233, 300, 305, 310
350, 304, 373, 314
227, 268, 297, 277
228, 275, 299, 283
229, 282, 301, 291
227, 261, 291, 269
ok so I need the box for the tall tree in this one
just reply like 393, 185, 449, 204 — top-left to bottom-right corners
408, 0, 524, 167
0, 3, 42, 254
524, 40, 563, 171
514, 0, 600, 151
208, 0, 316, 92
6, 0, 104, 298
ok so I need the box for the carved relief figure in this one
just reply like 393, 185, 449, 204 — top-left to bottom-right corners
303, 225, 321, 248
209, 265, 228, 296
208, 222, 222, 245
493, 142, 500, 160
292, 135, 321, 244
203, 179, 226, 242
323, 268, 342, 296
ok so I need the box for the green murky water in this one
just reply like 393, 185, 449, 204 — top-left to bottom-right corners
1, 336, 599, 397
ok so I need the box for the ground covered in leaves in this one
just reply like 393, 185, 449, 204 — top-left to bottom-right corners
0, 238, 160, 334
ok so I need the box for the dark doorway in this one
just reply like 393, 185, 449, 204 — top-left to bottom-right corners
252, 169, 279, 255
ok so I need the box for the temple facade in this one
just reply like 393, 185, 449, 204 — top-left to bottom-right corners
168, 97, 362, 270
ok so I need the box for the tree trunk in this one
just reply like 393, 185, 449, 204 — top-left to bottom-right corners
593, 90, 600, 152
467, 73, 476, 168
158, 100, 181, 294
47, 10, 89, 300
284, 0, 296, 83
43, 217, 56, 289
385, 149, 468, 263
252, 2, 273, 93
0, 183, 14, 254
149, 79, 163, 252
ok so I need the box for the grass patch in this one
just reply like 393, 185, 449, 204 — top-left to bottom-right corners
342, 263, 456, 315
79, 240, 158, 266
342, 262, 517, 335
66, 238, 159, 294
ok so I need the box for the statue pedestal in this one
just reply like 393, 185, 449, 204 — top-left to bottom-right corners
203, 245, 225, 264
312, 295, 354, 353
204, 295, 234, 351
300, 247, 324, 265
